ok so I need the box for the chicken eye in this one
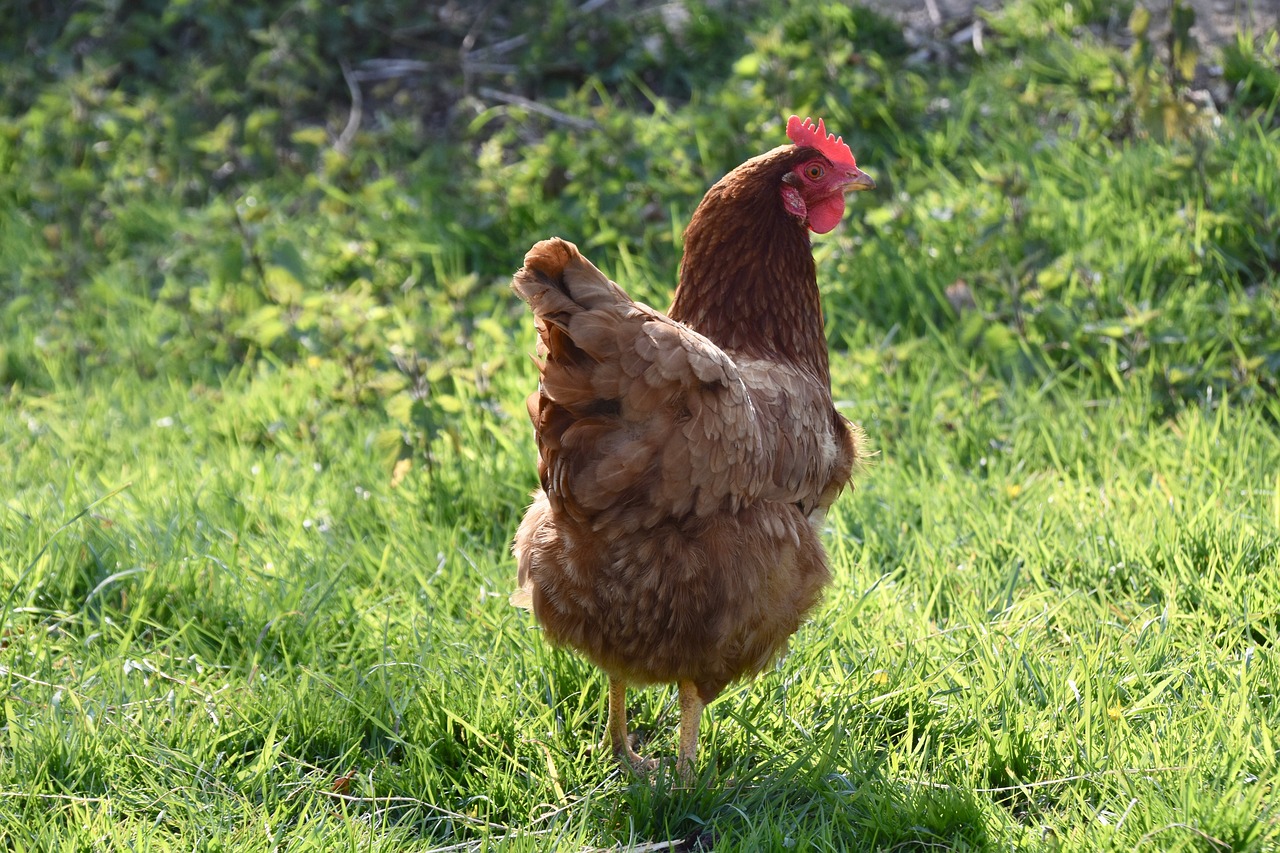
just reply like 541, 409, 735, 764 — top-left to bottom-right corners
805, 164, 825, 180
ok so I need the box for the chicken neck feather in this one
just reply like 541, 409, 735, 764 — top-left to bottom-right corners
670, 145, 830, 382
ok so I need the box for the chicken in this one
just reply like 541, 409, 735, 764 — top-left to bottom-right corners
511, 116, 874, 779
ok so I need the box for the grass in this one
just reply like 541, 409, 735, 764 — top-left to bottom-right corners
5, 314, 1278, 850
3, 0, 1280, 849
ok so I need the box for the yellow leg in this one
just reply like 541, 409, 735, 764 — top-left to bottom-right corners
676, 680, 705, 783
600, 677, 656, 772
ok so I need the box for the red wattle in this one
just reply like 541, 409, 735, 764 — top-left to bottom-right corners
807, 195, 846, 233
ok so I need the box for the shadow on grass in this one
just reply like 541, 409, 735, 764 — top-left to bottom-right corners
605, 733, 990, 850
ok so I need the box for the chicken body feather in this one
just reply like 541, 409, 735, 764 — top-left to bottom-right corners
513, 238, 856, 702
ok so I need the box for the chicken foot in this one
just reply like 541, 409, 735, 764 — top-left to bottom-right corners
601, 677, 704, 782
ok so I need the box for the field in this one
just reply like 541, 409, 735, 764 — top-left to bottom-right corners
3, 0, 1280, 849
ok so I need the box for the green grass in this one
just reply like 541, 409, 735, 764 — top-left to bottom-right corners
3, 0, 1280, 849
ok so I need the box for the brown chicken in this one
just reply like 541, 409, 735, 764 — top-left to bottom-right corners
511, 116, 873, 779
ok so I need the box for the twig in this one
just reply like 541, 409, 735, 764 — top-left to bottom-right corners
314, 788, 511, 832
897, 765, 1188, 794
461, 0, 618, 64
458, 0, 499, 96
526, 774, 614, 827
1135, 822, 1231, 851
463, 33, 528, 61
353, 59, 432, 81
0, 791, 106, 804
883, 842, 951, 853
460, 0, 499, 55
977, 765, 1186, 793
463, 61, 519, 76
477, 87, 597, 131
0, 665, 76, 694
335, 58, 363, 157
1114, 796, 1138, 832
420, 833, 558, 853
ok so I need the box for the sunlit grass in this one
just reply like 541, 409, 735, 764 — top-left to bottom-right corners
4, 300, 1277, 848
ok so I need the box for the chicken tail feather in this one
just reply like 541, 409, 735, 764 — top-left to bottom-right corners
512, 237, 630, 322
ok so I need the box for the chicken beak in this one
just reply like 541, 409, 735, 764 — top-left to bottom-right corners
843, 166, 876, 192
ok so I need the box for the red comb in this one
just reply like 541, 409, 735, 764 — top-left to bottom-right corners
786, 115, 857, 168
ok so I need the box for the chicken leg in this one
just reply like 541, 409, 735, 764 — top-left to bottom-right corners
602, 677, 704, 782
676, 680, 705, 782
601, 677, 657, 772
